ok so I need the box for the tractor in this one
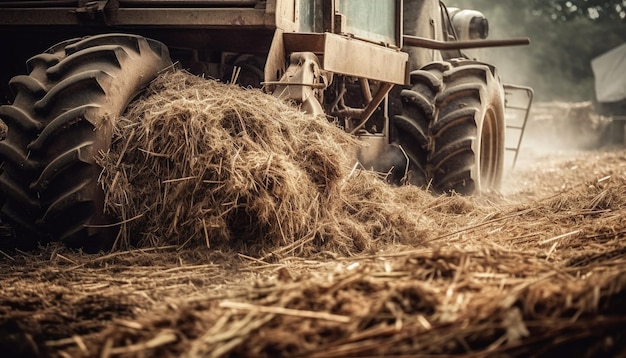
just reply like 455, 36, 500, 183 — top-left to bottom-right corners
0, 0, 533, 251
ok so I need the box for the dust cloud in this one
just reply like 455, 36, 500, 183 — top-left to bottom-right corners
455, 4, 622, 159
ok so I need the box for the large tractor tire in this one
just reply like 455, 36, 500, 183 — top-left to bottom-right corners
0, 34, 172, 252
391, 60, 505, 195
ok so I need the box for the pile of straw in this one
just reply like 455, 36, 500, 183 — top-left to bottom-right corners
99, 71, 430, 257
67, 168, 625, 357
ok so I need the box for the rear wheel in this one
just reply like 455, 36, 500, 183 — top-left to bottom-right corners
0, 34, 172, 251
391, 60, 505, 194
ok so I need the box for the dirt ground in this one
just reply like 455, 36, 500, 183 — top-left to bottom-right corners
1, 75, 626, 357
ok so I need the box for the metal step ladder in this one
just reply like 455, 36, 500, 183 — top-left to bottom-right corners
503, 84, 534, 169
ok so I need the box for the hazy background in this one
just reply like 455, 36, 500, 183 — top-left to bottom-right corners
450, 0, 626, 103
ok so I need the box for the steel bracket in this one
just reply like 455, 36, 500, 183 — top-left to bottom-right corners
75, 0, 116, 24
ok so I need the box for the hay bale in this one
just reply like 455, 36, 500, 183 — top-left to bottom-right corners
99, 71, 430, 256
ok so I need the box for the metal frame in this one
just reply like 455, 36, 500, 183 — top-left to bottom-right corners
503, 84, 534, 169
283, 32, 408, 85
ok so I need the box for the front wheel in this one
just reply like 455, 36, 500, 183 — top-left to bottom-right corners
0, 34, 172, 251
391, 60, 506, 195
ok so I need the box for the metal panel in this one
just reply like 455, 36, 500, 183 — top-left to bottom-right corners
0, 5, 269, 27
112, 8, 267, 26
268, 0, 298, 32
284, 32, 408, 84
0, 0, 259, 6
0, 9, 78, 25
119, 1, 260, 5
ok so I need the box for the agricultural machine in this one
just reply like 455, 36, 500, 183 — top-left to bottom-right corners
0, 0, 533, 251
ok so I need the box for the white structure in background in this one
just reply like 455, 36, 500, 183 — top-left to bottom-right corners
592, 43, 626, 104
592, 43, 626, 144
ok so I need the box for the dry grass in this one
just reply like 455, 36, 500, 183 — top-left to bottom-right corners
1, 71, 626, 357
99, 71, 430, 257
